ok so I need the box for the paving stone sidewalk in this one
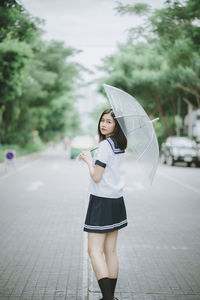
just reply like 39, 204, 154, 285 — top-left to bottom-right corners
0, 145, 200, 300
0, 146, 86, 300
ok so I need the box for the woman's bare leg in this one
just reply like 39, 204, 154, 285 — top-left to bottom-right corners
104, 230, 119, 278
88, 232, 109, 280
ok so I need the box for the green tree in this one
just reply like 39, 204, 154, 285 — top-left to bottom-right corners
97, 41, 181, 143
115, 0, 200, 109
96, 0, 200, 146
0, 39, 32, 143
0, 1, 83, 145
0, 0, 42, 43
0, 0, 41, 143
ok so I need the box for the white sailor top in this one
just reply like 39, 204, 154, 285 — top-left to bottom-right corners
88, 136, 126, 198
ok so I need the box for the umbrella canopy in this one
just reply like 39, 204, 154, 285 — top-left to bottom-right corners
103, 84, 159, 187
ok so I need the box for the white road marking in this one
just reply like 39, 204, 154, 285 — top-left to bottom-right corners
82, 193, 89, 300
26, 181, 44, 191
158, 170, 200, 195
88, 261, 94, 300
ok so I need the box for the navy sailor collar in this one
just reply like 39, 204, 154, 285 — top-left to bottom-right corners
106, 136, 125, 154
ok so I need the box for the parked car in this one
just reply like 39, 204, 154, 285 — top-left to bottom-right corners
70, 135, 96, 159
161, 136, 200, 167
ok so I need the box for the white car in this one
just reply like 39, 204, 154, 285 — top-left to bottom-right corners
161, 136, 200, 167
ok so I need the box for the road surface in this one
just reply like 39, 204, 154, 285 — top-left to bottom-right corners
0, 145, 200, 300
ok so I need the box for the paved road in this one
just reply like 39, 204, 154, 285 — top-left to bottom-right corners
0, 145, 200, 300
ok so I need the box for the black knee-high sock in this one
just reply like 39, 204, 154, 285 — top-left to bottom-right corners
110, 278, 117, 296
99, 278, 118, 300
98, 277, 113, 300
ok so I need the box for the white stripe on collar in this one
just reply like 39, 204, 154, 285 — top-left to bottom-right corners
106, 136, 125, 154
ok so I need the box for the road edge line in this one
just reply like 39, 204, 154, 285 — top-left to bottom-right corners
158, 170, 200, 195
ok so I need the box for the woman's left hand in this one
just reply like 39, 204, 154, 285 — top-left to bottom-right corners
79, 151, 92, 164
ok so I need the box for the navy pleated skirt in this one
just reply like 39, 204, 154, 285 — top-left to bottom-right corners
83, 194, 128, 233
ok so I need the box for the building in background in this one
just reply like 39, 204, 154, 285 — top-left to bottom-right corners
184, 108, 200, 142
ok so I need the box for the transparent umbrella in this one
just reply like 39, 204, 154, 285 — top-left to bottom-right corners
103, 84, 159, 188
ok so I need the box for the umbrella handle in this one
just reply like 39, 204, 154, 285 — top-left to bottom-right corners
90, 147, 98, 152
151, 118, 159, 123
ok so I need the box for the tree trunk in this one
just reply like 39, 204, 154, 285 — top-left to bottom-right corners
178, 85, 200, 107
169, 95, 177, 116
155, 95, 172, 136
2, 101, 13, 143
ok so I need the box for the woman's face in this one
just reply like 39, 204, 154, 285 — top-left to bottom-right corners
100, 113, 116, 138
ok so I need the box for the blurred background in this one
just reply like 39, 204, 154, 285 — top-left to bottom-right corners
1, 2, 200, 299
0, 0, 200, 163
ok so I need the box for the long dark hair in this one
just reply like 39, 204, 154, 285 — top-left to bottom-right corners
97, 108, 127, 150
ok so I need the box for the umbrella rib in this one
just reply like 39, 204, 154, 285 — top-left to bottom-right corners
115, 114, 147, 119
126, 118, 159, 135
115, 115, 159, 122
128, 123, 149, 135
136, 127, 154, 162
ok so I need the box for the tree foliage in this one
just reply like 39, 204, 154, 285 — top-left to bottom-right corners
97, 0, 200, 145
0, 0, 83, 145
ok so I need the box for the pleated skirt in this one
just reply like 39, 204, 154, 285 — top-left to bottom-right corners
83, 194, 128, 233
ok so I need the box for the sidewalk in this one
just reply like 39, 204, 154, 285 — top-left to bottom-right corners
0, 145, 85, 300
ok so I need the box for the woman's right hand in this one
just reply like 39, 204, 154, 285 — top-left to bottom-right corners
79, 151, 92, 164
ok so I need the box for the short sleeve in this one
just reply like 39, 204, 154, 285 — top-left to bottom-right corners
95, 140, 112, 168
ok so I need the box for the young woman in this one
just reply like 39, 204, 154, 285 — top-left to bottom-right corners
79, 108, 128, 300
